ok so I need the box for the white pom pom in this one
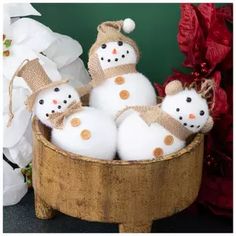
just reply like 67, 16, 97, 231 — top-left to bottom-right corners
122, 18, 135, 34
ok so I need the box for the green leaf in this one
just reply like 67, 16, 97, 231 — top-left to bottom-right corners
4, 39, 12, 48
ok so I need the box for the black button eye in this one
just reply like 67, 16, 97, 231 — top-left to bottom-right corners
68, 95, 71, 98
183, 123, 187, 126
186, 97, 192, 102
200, 110, 205, 116
101, 57, 104, 60
176, 108, 180, 112
58, 105, 61, 109
127, 50, 129, 54
118, 41, 123, 46
63, 100, 67, 104
54, 87, 60, 92
179, 116, 182, 120
39, 99, 44, 105
46, 113, 49, 117
108, 59, 111, 62
101, 44, 107, 49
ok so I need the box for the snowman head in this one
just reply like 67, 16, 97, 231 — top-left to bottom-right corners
34, 83, 80, 128
161, 80, 214, 134
89, 18, 140, 71
96, 41, 137, 70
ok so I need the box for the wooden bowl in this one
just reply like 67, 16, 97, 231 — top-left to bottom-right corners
32, 117, 204, 233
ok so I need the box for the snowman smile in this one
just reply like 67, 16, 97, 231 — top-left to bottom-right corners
96, 41, 136, 70
101, 49, 129, 63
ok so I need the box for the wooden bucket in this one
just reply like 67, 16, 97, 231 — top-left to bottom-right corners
32, 117, 204, 233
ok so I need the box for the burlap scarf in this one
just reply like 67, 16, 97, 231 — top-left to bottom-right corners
116, 105, 193, 141
78, 53, 137, 96
48, 100, 83, 129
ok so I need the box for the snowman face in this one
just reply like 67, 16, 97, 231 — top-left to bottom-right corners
34, 84, 80, 128
161, 89, 209, 133
96, 41, 137, 70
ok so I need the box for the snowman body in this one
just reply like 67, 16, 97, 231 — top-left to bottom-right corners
51, 107, 117, 160
117, 86, 210, 161
118, 112, 185, 161
90, 72, 156, 118
89, 41, 156, 118
34, 83, 117, 160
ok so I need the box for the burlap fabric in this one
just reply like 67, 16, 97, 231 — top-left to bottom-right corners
116, 105, 193, 141
48, 100, 83, 129
79, 19, 140, 97
7, 59, 68, 127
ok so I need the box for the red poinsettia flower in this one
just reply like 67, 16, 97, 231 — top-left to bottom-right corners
154, 3, 233, 218
177, 3, 232, 75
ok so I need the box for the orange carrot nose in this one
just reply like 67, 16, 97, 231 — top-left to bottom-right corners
112, 48, 117, 54
52, 99, 58, 104
189, 113, 196, 119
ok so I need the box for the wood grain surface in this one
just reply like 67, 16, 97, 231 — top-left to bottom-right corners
32, 117, 204, 232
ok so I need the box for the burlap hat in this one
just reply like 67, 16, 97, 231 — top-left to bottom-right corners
89, 18, 140, 61
17, 58, 68, 111
7, 58, 68, 127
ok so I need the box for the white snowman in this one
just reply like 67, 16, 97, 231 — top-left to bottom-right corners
79, 18, 156, 118
117, 80, 214, 161
8, 59, 117, 160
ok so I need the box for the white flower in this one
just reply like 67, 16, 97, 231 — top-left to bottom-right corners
3, 3, 91, 206
3, 3, 41, 32
3, 17, 60, 80
43, 32, 91, 86
3, 160, 28, 206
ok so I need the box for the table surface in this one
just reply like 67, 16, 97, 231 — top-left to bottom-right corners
3, 189, 232, 233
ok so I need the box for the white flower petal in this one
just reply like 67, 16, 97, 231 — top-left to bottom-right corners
37, 53, 62, 81
3, 80, 31, 114
3, 3, 41, 18
9, 18, 55, 52
59, 57, 91, 87
3, 160, 28, 206
3, 106, 31, 148
3, 44, 39, 79
43, 32, 83, 69
3, 125, 33, 167
3, 11, 11, 33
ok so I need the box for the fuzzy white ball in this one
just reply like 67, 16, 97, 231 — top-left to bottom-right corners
117, 86, 212, 161
123, 18, 135, 34
51, 107, 117, 160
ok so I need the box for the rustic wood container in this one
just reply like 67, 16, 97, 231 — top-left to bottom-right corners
32, 116, 204, 233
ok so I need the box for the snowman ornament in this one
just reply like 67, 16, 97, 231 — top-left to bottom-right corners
117, 80, 214, 161
8, 59, 117, 160
79, 18, 156, 118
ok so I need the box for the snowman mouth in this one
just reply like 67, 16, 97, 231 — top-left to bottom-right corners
45, 94, 73, 118
182, 122, 200, 129
178, 116, 200, 129
101, 50, 129, 63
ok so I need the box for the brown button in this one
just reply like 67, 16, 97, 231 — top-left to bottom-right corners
70, 118, 81, 127
115, 76, 125, 85
80, 129, 91, 140
153, 147, 164, 158
164, 135, 174, 145
119, 90, 130, 100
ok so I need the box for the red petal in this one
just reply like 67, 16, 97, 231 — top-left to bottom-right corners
154, 83, 165, 98
198, 3, 216, 31
205, 17, 232, 71
177, 4, 205, 68
216, 4, 233, 23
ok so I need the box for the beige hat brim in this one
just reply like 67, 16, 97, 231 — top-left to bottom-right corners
25, 80, 69, 111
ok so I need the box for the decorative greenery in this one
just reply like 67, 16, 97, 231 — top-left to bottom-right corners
21, 163, 32, 188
